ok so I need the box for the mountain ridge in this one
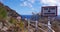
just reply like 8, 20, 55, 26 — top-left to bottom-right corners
0, 2, 21, 18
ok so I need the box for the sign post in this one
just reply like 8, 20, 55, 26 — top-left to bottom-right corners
48, 17, 52, 32
41, 6, 57, 32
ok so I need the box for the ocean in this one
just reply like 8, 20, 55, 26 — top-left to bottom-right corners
21, 15, 60, 20
21, 15, 32, 19
21, 15, 40, 21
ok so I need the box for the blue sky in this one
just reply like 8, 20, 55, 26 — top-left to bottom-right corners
0, 0, 60, 15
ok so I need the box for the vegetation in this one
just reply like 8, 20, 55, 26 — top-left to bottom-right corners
0, 6, 7, 20
0, 3, 27, 32
9, 18, 25, 32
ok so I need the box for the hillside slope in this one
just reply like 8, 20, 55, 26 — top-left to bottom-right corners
0, 2, 26, 32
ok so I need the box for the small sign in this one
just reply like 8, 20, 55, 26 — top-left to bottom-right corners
41, 6, 57, 17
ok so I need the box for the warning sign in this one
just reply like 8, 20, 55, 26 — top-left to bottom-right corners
41, 6, 57, 17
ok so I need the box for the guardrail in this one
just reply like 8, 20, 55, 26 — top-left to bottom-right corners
27, 19, 55, 32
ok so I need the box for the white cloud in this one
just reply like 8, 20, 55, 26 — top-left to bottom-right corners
28, 0, 35, 4
20, 1, 27, 7
40, 0, 60, 15
41, 0, 57, 6
28, 3, 32, 8
23, 1, 27, 6
20, 1, 33, 8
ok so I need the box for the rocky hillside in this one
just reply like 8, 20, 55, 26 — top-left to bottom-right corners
0, 2, 26, 32
0, 2, 21, 18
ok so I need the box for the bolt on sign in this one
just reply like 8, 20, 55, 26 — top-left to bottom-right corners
41, 6, 57, 17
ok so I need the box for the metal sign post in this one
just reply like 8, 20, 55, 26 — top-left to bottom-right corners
41, 6, 57, 32
48, 17, 56, 32
48, 17, 52, 32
